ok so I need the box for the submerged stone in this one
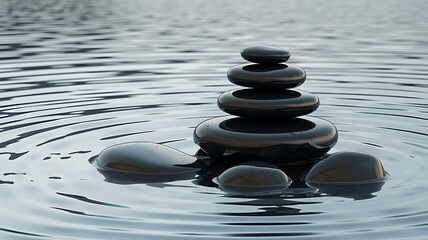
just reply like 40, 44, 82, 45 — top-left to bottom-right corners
215, 161, 292, 195
217, 88, 319, 118
227, 63, 306, 90
94, 142, 200, 183
193, 116, 338, 163
241, 45, 290, 63
305, 152, 388, 194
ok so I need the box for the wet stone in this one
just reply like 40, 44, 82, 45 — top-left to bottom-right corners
227, 63, 306, 90
241, 45, 290, 63
217, 88, 319, 118
94, 142, 200, 183
215, 161, 292, 195
305, 152, 388, 194
193, 116, 338, 163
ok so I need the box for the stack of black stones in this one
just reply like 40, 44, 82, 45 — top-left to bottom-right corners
194, 45, 338, 164
194, 45, 388, 195
94, 45, 388, 197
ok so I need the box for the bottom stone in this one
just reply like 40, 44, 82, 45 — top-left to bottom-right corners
193, 116, 338, 163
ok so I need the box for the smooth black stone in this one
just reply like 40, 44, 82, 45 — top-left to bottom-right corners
217, 88, 319, 118
194, 150, 317, 192
241, 45, 290, 63
193, 116, 338, 163
305, 152, 388, 194
227, 63, 306, 90
214, 161, 291, 196
94, 142, 200, 183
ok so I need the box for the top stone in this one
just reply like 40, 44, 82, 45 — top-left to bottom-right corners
241, 45, 290, 64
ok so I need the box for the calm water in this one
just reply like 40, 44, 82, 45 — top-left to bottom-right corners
1, 0, 428, 239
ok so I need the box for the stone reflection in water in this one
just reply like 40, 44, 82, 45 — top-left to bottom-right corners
214, 161, 292, 196
305, 152, 389, 195
220, 198, 316, 218
92, 142, 201, 184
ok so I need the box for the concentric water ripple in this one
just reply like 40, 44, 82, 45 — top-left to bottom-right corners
1, 0, 428, 239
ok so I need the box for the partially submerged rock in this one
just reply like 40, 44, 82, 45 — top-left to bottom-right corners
305, 152, 388, 194
93, 142, 200, 183
214, 161, 292, 196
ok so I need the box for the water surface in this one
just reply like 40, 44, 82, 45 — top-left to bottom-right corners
1, 0, 428, 239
